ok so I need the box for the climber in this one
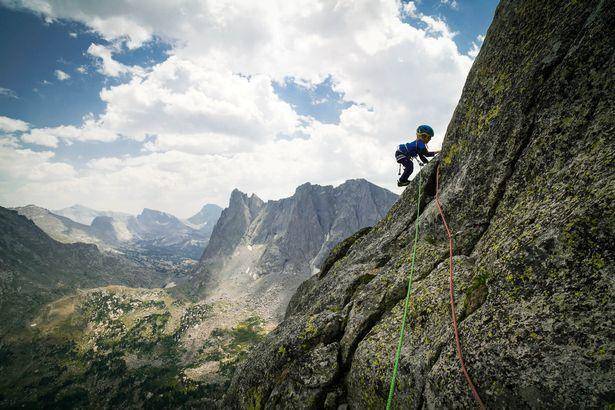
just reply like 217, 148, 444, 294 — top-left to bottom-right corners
395, 124, 439, 187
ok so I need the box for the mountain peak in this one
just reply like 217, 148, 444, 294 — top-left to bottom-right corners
198, 178, 398, 308
229, 189, 248, 204
186, 204, 223, 232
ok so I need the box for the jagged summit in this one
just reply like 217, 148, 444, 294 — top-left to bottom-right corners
292, 178, 373, 194
138, 208, 174, 218
196, 178, 398, 321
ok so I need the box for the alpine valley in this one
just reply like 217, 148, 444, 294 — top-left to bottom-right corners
0, 179, 397, 407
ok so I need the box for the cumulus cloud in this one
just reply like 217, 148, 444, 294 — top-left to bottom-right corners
20, 129, 59, 147
0, 116, 29, 132
0, 142, 77, 208
98, 56, 298, 145
21, 117, 120, 147
1, 128, 389, 215
54, 69, 70, 80
403, 2, 419, 18
1, 0, 474, 215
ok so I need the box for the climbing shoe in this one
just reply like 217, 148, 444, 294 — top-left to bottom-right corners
397, 179, 410, 187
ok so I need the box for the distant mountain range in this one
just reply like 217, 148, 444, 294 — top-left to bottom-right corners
6, 180, 396, 325
195, 179, 398, 320
14, 203, 223, 260
53, 204, 132, 225
0, 207, 162, 336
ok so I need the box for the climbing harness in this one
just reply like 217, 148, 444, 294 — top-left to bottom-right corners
386, 162, 486, 409
435, 164, 486, 409
386, 159, 422, 410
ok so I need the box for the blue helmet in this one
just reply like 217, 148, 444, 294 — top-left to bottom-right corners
417, 124, 434, 138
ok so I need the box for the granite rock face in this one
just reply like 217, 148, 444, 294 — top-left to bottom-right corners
200, 180, 397, 279
194, 180, 397, 321
201, 189, 265, 262
225, 0, 614, 407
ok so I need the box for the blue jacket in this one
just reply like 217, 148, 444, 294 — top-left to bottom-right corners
396, 140, 436, 164
398, 140, 426, 157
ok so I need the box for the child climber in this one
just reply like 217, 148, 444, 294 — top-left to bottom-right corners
395, 124, 439, 187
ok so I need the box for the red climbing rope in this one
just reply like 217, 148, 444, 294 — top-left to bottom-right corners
435, 164, 486, 410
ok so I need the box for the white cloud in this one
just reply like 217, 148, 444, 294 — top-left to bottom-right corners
21, 117, 120, 147
87, 43, 143, 77
419, 14, 456, 37
1, 0, 474, 215
76, 65, 87, 74
21, 129, 59, 147
0, 86, 18, 99
0, 116, 29, 133
97, 56, 298, 146
69, 31, 77, 37
54, 69, 70, 80
0, 129, 389, 216
468, 43, 480, 58
0, 143, 77, 208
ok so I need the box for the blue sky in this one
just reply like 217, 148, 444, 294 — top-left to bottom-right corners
0, 0, 499, 216
411, 0, 498, 54
0, 9, 171, 127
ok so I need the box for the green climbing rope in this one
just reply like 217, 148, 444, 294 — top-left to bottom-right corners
386, 165, 423, 410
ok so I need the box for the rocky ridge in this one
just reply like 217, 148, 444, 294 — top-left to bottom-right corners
14, 205, 107, 247
196, 179, 398, 321
225, 0, 614, 407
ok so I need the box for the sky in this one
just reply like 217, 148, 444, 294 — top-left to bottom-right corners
0, 0, 499, 218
